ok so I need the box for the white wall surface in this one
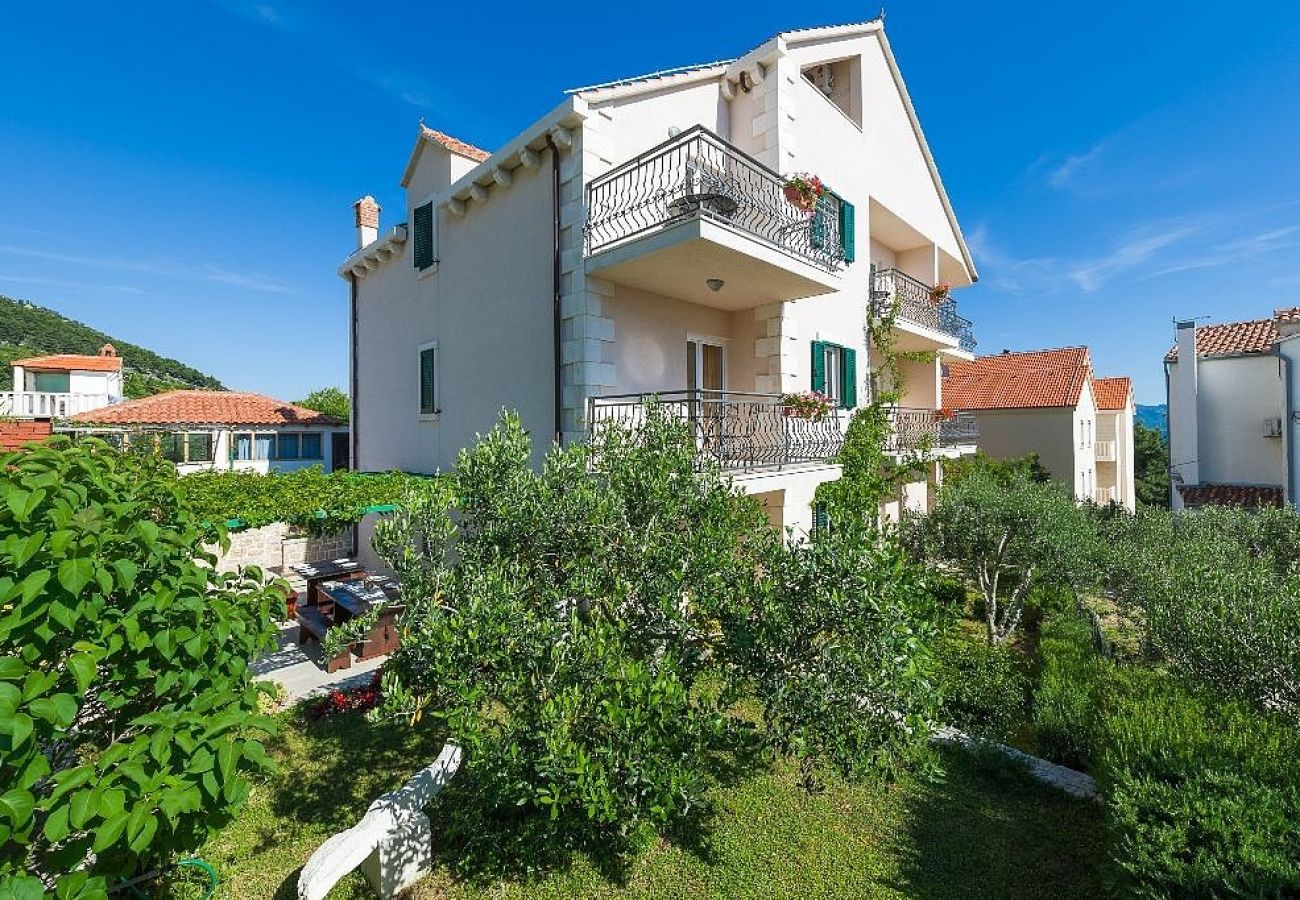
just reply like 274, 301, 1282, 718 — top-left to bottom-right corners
969, 407, 1080, 495
1195, 355, 1285, 487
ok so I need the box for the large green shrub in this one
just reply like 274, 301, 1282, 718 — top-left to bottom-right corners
0, 439, 281, 895
1095, 670, 1300, 897
1032, 614, 1108, 770
934, 635, 1027, 740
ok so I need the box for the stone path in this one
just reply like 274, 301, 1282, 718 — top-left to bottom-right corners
934, 725, 1099, 800
253, 621, 388, 701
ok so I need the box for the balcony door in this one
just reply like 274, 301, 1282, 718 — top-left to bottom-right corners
686, 337, 725, 396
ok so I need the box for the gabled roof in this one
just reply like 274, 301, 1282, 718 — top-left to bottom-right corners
1177, 483, 1284, 509
400, 125, 492, 187
1093, 377, 1132, 411
70, 390, 342, 427
943, 347, 1092, 410
12, 352, 122, 373
1165, 318, 1276, 361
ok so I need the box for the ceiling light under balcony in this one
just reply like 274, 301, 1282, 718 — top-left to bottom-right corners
706, 278, 725, 292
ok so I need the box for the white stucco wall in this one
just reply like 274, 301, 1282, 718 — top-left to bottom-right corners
1280, 337, 1300, 507
969, 406, 1081, 497
1193, 355, 1285, 488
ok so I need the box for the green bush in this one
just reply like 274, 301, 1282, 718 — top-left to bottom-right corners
1095, 670, 1300, 897
929, 574, 968, 608
1033, 614, 1107, 770
0, 439, 281, 895
934, 636, 1027, 740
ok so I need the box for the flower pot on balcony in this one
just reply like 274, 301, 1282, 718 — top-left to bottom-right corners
783, 183, 818, 214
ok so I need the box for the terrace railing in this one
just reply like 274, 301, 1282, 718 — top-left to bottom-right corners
886, 407, 980, 453
585, 126, 845, 272
0, 391, 113, 418
872, 267, 977, 352
587, 390, 845, 471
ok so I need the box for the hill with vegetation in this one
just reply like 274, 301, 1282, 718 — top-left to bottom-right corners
1135, 403, 1167, 439
0, 295, 223, 397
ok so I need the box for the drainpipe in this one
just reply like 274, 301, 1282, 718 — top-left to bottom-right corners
349, 271, 359, 470
1279, 347, 1296, 509
546, 134, 563, 446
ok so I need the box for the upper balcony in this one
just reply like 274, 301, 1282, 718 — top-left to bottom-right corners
872, 267, 976, 356
887, 407, 980, 457
584, 127, 846, 310
0, 391, 115, 418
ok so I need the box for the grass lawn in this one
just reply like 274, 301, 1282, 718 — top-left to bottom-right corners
199, 706, 1107, 900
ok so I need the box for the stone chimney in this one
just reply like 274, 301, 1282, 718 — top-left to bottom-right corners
354, 196, 380, 249
1275, 307, 1300, 339
1170, 320, 1200, 502
98, 343, 116, 358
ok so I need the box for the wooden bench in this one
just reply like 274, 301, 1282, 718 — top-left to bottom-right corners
296, 607, 352, 673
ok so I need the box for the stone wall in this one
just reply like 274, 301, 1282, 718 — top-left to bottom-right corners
209, 522, 354, 573
0, 419, 53, 451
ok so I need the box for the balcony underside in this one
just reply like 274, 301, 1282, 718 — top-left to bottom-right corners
891, 318, 973, 360
586, 218, 842, 310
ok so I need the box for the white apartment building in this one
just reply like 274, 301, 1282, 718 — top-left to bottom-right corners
944, 347, 1137, 512
1, 344, 124, 417
1166, 309, 1300, 510
342, 20, 979, 535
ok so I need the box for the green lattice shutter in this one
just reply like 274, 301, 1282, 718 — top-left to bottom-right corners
811, 340, 827, 393
419, 347, 436, 414
839, 198, 855, 263
812, 501, 829, 538
841, 347, 857, 409
810, 193, 828, 250
413, 202, 434, 270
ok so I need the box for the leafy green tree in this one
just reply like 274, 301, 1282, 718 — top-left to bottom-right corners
1133, 422, 1170, 507
0, 439, 281, 894
911, 471, 1099, 644
943, 451, 1051, 488
295, 386, 350, 422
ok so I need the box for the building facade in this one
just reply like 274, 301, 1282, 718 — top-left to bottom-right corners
67, 390, 348, 474
944, 347, 1136, 512
343, 20, 980, 535
1166, 309, 1300, 510
1, 345, 123, 418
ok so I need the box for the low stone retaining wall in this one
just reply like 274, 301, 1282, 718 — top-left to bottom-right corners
934, 725, 1098, 799
209, 522, 354, 573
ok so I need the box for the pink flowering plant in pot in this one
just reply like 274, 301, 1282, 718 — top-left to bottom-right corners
930, 281, 952, 302
782, 390, 836, 420
783, 173, 826, 214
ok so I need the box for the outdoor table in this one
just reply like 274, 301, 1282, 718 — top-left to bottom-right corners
314, 577, 405, 661
290, 559, 367, 608
322, 579, 389, 623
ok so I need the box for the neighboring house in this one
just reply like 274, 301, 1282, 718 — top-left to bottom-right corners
66, 390, 348, 474
943, 347, 1137, 511
342, 19, 980, 535
1166, 308, 1300, 510
0, 344, 123, 417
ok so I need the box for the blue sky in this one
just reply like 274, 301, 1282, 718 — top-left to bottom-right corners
1, 1, 1297, 404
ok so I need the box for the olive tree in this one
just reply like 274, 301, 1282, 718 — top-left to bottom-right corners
911, 471, 1098, 644
0, 439, 281, 895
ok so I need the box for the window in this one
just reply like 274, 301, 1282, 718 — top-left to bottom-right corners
810, 340, 857, 408
231, 433, 275, 461
418, 343, 438, 416
413, 202, 435, 271
278, 433, 301, 460
186, 433, 213, 463
301, 433, 323, 459
159, 433, 185, 463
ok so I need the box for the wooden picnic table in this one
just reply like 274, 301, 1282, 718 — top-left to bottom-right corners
309, 577, 405, 663
289, 558, 367, 611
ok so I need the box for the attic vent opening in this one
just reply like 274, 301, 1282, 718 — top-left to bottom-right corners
801, 58, 862, 127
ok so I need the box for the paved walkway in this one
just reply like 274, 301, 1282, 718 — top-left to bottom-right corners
253, 621, 388, 701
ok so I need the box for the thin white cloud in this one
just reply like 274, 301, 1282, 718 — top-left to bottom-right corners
0, 244, 295, 294
0, 274, 144, 294
1067, 221, 1205, 292
1144, 226, 1299, 278
1049, 140, 1110, 190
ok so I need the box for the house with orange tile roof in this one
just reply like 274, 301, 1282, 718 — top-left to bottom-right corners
1, 343, 123, 417
65, 389, 348, 474
1166, 308, 1300, 510
943, 347, 1136, 511
340, 19, 981, 535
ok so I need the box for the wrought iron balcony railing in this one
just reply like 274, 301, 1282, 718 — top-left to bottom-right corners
886, 407, 980, 453
872, 267, 977, 352
587, 390, 845, 472
584, 126, 846, 272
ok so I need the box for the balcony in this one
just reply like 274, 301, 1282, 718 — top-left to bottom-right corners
1094, 485, 1118, 505
887, 407, 980, 455
0, 391, 113, 418
1094, 440, 1116, 462
587, 390, 845, 472
872, 267, 976, 354
584, 127, 845, 310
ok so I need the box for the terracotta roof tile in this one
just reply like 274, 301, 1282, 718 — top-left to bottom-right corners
11, 352, 122, 372
1177, 483, 1285, 509
1093, 377, 1132, 411
1275, 306, 1300, 323
420, 126, 490, 162
70, 390, 342, 427
943, 347, 1091, 410
1165, 317, 1278, 361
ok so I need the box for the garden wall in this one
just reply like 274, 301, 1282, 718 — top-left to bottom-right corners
209, 522, 354, 573
0, 419, 53, 451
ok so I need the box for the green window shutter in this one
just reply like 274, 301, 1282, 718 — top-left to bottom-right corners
419, 347, 436, 414
812, 501, 829, 537
838, 198, 855, 263
810, 192, 830, 250
841, 347, 857, 409
413, 202, 434, 270
811, 340, 827, 393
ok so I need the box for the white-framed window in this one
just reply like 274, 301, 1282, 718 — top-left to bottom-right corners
232, 432, 275, 461
686, 335, 727, 394
418, 341, 439, 417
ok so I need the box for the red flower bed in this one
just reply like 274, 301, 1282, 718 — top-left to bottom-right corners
309, 670, 383, 720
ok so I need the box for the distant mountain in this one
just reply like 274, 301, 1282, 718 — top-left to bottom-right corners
1136, 404, 1168, 439
0, 295, 224, 397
